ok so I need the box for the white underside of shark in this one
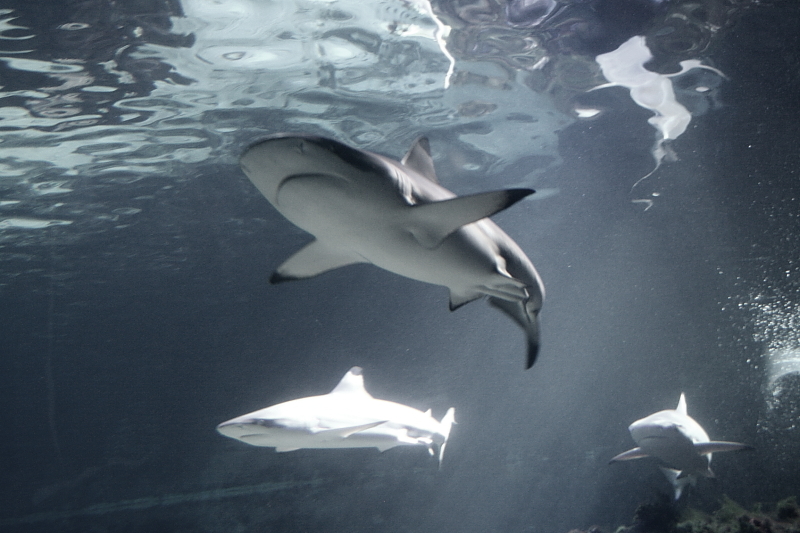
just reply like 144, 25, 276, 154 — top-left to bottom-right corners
610, 393, 752, 499
217, 367, 456, 465
239, 134, 545, 367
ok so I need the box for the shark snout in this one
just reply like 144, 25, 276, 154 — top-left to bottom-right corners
629, 421, 678, 441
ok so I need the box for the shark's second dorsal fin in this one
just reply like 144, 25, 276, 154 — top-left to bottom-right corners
409, 188, 534, 249
676, 393, 687, 416
401, 137, 438, 183
331, 366, 372, 397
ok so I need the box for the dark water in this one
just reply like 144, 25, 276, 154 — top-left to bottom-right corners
1, 0, 799, 531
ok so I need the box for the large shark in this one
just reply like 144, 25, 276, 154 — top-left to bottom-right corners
610, 393, 752, 498
217, 367, 456, 465
240, 134, 545, 368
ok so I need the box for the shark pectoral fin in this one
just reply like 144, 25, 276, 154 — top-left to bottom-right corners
270, 240, 366, 283
694, 441, 754, 454
590, 82, 620, 91
315, 421, 387, 440
488, 297, 541, 368
275, 447, 300, 452
408, 188, 535, 249
449, 289, 482, 311
401, 137, 439, 184
609, 447, 649, 463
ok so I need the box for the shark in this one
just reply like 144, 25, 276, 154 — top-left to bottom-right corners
217, 366, 456, 465
240, 134, 545, 368
609, 393, 752, 498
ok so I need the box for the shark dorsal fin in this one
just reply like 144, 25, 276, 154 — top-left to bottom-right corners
401, 137, 439, 184
676, 393, 687, 416
330, 366, 372, 397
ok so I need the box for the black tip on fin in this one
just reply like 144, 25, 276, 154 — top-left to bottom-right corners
504, 189, 535, 212
270, 271, 297, 284
526, 341, 539, 369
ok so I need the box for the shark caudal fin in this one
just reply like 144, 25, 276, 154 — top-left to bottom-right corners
659, 467, 696, 500
438, 407, 456, 469
489, 297, 541, 368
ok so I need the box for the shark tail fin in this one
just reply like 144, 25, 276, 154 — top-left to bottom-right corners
488, 297, 541, 368
659, 467, 695, 500
437, 407, 456, 469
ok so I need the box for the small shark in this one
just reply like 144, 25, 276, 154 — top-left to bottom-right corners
240, 134, 545, 368
610, 393, 752, 497
217, 367, 456, 465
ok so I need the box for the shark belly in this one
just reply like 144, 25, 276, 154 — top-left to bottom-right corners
636, 432, 710, 474
276, 172, 528, 302
234, 427, 399, 451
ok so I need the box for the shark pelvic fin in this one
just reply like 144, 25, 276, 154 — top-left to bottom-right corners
449, 289, 482, 311
270, 240, 366, 283
609, 447, 650, 463
679, 467, 714, 479
401, 137, 439, 184
408, 188, 535, 249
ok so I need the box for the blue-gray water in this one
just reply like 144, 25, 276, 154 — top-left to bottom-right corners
1, 0, 799, 531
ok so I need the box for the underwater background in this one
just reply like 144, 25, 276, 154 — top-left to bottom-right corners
1, 0, 799, 531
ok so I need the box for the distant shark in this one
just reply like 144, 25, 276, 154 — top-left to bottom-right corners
610, 393, 752, 498
217, 367, 456, 465
240, 134, 545, 368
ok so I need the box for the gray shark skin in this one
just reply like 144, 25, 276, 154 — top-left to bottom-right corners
610, 393, 752, 496
217, 367, 456, 466
240, 134, 545, 368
